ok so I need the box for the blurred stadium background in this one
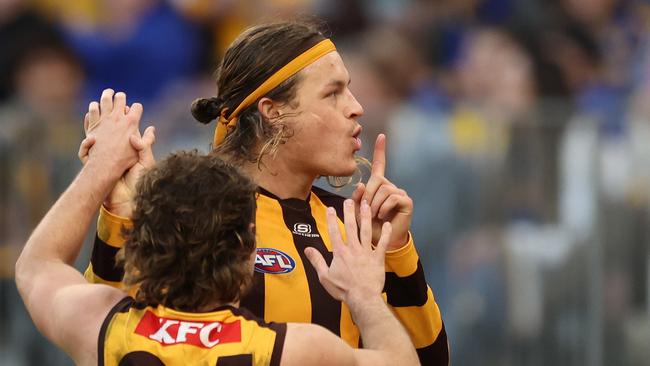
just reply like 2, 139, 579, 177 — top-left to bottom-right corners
1, 0, 650, 365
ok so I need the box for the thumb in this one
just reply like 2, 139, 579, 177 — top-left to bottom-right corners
305, 247, 345, 301
140, 125, 156, 150
375, 222, 392, 257
351, 182, 365, 205
351, 183, 365, 222
78, 135, 96, 164
129, 126, 156, 168
304, 247, 328, 278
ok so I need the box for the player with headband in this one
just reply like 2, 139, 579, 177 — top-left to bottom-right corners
82, 19, 449, 365
15, 93, 420, 365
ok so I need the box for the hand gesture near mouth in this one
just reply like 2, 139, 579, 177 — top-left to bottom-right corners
352, 134, 413, 251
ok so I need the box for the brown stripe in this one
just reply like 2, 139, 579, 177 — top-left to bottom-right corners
227, 304, 289, 364
91, 234, 124, 282
216, 354, 253, 366
269, 323, 287, 366
228, 306, 279, 330
98, 296, 133, 366
416, 323, 449, 366
240, 271, 265, 318
384, 261, 429, 307
278, 198, 341, 336
118, 351, 165, 366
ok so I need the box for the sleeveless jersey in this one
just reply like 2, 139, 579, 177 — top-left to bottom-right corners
100, 297, 286, 366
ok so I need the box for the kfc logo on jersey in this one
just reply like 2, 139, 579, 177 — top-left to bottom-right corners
254, 248, 296, 274
292, 223, 320, 238
135, 311, 241, 348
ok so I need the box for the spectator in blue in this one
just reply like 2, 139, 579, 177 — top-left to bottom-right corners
61, 0, 204, 105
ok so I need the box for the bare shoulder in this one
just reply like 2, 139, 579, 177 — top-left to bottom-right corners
51, 284, 127, 364
280, 323, 356, 366
280, 323, 407, 366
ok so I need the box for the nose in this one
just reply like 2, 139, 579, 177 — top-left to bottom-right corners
345, 89, 364, 119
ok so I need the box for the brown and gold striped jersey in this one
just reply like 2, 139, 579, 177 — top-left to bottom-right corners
86, 186, 449, 365
99, 297, 286, 366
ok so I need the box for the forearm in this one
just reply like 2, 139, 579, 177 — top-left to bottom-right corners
347, 295, 419, 366
385, 235, 449, 365
16, 161, 119, 285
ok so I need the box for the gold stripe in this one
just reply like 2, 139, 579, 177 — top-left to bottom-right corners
339, 302, 360, 347
84, 263, 123, 289
97, 205, 132, 247
258, 195, 311, 324
214, 39, 337, 146
387, 287, 443, 348
385, 233, 419, 276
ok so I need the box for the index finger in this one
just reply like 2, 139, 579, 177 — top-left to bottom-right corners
343, 199, 360, 248
325, 207, 345, 253
371, 134, 386, 177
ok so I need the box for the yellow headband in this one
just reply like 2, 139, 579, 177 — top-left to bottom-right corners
213, 39, 337, 146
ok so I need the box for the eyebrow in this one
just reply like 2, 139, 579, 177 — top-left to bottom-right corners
324, 78, 351, 89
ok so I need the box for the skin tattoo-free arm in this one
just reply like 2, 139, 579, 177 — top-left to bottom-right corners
15, 92, 151, 365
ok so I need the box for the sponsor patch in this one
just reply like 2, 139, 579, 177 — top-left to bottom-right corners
134, 311, 241, 348
292, 223, 320, 238
254, 248, 296, 274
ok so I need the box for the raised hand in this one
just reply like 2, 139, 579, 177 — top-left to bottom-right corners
80, 90, 143, 178
78, 89, 156, 217
352, 134, 413, 250
304, 199, 391, 305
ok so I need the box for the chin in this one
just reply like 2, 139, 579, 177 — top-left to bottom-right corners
329, 161, 358, 178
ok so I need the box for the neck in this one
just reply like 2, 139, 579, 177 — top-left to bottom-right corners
195, 300, 239, 313
242, 154, 316, 200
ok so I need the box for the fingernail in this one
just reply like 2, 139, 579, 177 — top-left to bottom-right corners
362, 199, 368, 208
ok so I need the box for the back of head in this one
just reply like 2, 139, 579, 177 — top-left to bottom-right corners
119, 151, 257, 312
191, 19, 327, 164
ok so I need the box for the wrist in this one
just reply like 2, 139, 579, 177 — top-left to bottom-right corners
387, 232, 410, 251
83, 159, 122, 186
346, 291, 384, 311
385, 233, 419, 276
102, 201, 134, 218
346, 293, 387, 325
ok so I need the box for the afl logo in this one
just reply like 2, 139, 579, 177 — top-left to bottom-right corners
254, 248, 296, 274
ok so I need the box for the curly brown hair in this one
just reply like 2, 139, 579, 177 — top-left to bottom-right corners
116, 150, 257, 312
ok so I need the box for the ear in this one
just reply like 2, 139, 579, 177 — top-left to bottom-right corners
257, 97, 282, 121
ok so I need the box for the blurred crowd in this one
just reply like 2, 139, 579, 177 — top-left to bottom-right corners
1, 0, 650, 365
